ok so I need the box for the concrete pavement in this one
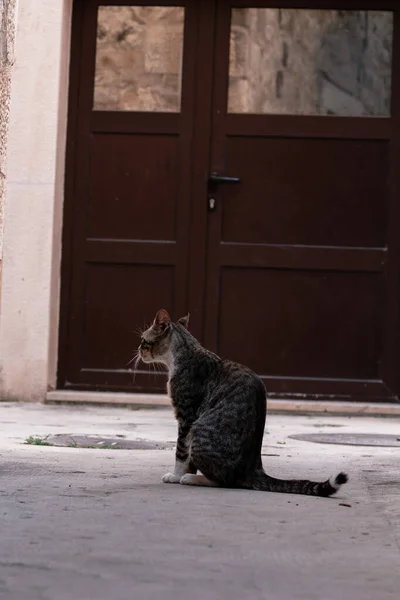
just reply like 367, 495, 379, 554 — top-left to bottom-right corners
0, 402, 400, 600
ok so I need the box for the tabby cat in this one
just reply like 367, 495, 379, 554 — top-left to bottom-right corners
138, 309, 348, 496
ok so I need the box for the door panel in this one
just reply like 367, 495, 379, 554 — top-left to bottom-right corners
89, 134, 179, 240
83, 264, 174, 368
221, 137, 389, 247
59, 0, 201, 392
218, 269, 383, 379
82, 263, 175, 389
204, 0, 400, 401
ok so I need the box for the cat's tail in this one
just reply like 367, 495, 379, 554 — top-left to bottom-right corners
250, 470, 348, 497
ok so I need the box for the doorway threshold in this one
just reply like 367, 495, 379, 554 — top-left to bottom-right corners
45, 391, 400, 416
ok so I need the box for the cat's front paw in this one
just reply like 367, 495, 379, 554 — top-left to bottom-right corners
179, 474, 196, 485
162, 472, 181, 484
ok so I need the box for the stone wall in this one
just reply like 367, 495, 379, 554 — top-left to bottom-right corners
229, 9, 393, 116
0, 0, 73, 401
92, 7, 392, 117
0, 0, 17, 261
94, 6, 184, 112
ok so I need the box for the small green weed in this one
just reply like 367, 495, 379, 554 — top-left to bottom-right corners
24, 435, 53, 446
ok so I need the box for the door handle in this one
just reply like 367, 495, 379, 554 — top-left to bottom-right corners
208, 172, 241, 185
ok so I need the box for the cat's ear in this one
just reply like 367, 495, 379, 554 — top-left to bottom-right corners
178, 313, 190, 329
153, 309, 171, 333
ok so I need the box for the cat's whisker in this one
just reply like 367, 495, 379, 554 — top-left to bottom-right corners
130, 354, 141, 385
126, 352, 139, 367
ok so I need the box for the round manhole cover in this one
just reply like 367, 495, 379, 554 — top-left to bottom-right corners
289, 433, 400, 448
45, 434, 173, 450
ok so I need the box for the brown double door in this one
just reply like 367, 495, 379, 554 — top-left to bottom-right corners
59, 0, 400, 401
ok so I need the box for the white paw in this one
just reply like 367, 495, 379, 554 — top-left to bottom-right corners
180, 474, 195, 485
162, 472, 181, 484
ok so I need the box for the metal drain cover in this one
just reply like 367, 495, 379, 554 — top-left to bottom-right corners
46, 434, 173, 450
289, 433, 400, 448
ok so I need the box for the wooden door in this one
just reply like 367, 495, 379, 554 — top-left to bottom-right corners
60, 0, 400, 401
59, 1, 203, 392
204, 1, 400, 401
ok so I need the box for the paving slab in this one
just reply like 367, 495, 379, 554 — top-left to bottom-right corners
0, 402, 399, 600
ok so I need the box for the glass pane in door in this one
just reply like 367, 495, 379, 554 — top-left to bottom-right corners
94, 6, 185, 112
228, 9, 393, 116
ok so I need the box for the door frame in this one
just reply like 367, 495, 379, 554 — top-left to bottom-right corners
57, 0, 400, 400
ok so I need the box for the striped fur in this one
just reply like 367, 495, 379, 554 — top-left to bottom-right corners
138, 309, 348, 497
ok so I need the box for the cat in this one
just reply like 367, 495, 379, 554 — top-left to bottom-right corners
138, 309, 348, 496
